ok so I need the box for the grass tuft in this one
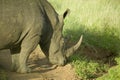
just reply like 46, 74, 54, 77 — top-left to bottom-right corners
70, 54, 109, 79
0, 68, 7, 80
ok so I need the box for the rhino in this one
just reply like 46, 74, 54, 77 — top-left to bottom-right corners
0, 0, 82, 73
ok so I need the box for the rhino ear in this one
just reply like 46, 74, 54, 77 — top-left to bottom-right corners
63, 9, 70, 19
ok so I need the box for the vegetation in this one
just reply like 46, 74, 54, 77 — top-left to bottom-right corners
70, 54, 109, 79
97, 57, 120, 80
49, 0, 120, 79
0, 68, 7, 80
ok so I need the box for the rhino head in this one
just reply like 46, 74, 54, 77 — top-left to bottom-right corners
48, 9, 83, 66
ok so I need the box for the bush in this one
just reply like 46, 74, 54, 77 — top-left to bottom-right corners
70, 54, 109, 79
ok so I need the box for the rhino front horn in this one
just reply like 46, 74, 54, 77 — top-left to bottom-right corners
65, 35, 83, 58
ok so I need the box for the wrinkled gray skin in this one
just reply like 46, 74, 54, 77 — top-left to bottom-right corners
0, 0, 82, 73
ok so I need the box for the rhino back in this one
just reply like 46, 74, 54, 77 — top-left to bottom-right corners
0, 0, 44, 49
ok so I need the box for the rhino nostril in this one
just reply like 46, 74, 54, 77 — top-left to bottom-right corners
59, 59, 67, 66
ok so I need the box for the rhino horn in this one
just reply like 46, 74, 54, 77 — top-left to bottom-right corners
65, 35, 83, 58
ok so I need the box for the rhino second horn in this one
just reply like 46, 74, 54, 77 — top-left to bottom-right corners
65, 35, 83, 58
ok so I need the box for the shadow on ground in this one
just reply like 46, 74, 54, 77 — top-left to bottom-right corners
64, 24, 120, 65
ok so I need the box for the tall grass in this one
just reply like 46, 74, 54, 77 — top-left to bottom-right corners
49, 0, 120, 79
49, 0, 120, 53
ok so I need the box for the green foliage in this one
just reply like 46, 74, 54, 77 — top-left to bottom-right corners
97, 57, 120, 80
97, 65, 120, 80
0, 69, 7, 80
70, 54, 109, 79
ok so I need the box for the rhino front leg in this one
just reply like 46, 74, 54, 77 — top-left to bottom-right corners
17, 36, 40, 73
10, 47, 20, 71
11, 54, 20, 71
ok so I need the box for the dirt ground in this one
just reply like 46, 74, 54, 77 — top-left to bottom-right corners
0, 46, 79, 80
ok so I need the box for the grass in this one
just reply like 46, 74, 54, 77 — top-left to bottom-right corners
49, 0, 120, 79
0, 68, 7, 80
49, 0, 120, 53
97, 57, 120, 80
69, 54, 109, 79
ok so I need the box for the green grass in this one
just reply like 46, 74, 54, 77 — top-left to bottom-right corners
0, 68, 7, 80
70, 54, 109, 79
49, 0, 120, 54
97, 66, 120, 80
49, 0, 120, 79
97, 57, 120, 80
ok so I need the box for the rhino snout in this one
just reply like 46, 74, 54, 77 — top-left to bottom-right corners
58, 58, 67, 66
49, 56, 67, 66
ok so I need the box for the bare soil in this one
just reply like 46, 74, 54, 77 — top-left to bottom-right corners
0, 46, 79, 80
0, 44, 116, 80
